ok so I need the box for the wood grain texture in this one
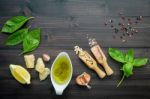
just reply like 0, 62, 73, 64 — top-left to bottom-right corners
0, 0, 150, 99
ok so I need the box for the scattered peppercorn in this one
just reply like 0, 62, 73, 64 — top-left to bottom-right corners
123, 33, 126, 36
121, 23, 125, 26
137, 16, 143, 21
121, 16, 125, 20
73, 23, 79, 27
135, 21, 138, 24
129, 21, 132, 25
128, 18, 131, 21
129, 34, 132, 37
120, 36, 123, 39
119, 12, 123, 16
118, 22, 122, 26
121, 27, 124, 31
139, 16, 143, 20
104, 11, 143, 43
135, 30, 138, 33
111, 25, 114, 28
127, 23, 131, 26
104, 22, 108, 26
114, 28, 119, 33
122, 39, 126, 42
109, 19, 113, 23
126, 32, 130, 36
124, 28, 128, 32
112, 35, 116, 39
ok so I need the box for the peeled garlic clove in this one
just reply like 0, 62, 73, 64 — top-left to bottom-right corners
42, 54, 50, 62
39, 68, 50, 81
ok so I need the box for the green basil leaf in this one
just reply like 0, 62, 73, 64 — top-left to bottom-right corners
5, 28, 28, 46
122, 63, 133, 77
1, 16, 34, 33
109, 48, 126, 63
125, 49, 134, 62
133, 58, 148, 67
22, 28, 41, 54
28, 28, 41, 40
23, 35, 39, 53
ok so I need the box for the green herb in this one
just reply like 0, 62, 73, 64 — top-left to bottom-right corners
28, 28, 40, 40
108, 48, 126, 63
22, 28, 41, 54
1, 15, 41, 54
122, 62, 133, 77
125, 49, 134, 62
5, 28, 28, 45
133, 58, 148, 67
108, 48, 148, 87
1, 16, 34, 33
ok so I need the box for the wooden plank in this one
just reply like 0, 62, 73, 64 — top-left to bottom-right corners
0, 0, 150, 99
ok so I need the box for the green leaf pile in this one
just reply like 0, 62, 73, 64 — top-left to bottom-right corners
108, 48, 148, 87
1, 16, 41, 54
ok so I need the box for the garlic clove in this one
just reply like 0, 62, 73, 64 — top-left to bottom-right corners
42, 54, 50, 62
75, 72, 91, 89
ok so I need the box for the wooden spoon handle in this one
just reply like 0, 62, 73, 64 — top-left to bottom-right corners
93, 66, 106, 79
102, 62, 114, 76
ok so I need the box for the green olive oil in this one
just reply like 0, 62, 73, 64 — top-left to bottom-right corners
52, 55, 71, 84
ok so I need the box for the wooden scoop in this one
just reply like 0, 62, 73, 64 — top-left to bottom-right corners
74, 46, 106, 79
89, 38, 114, 76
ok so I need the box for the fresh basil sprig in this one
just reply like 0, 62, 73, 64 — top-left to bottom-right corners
1, 16, 34, 33
108, 48, 148, 87
1, 16, 41, 54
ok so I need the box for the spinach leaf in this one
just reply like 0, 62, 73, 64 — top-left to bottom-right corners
5, 28, 28, 46
122, 63, 133, 77
22, 28, 41, 54
125, 49, 134, 63
109, 48, 126, 63
133, 58, 148, 67
1, 16, 34, 33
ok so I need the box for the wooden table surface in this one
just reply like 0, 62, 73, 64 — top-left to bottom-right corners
0, 0, 150, 99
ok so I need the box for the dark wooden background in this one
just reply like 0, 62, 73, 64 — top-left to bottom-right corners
0, 0, 150, 99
